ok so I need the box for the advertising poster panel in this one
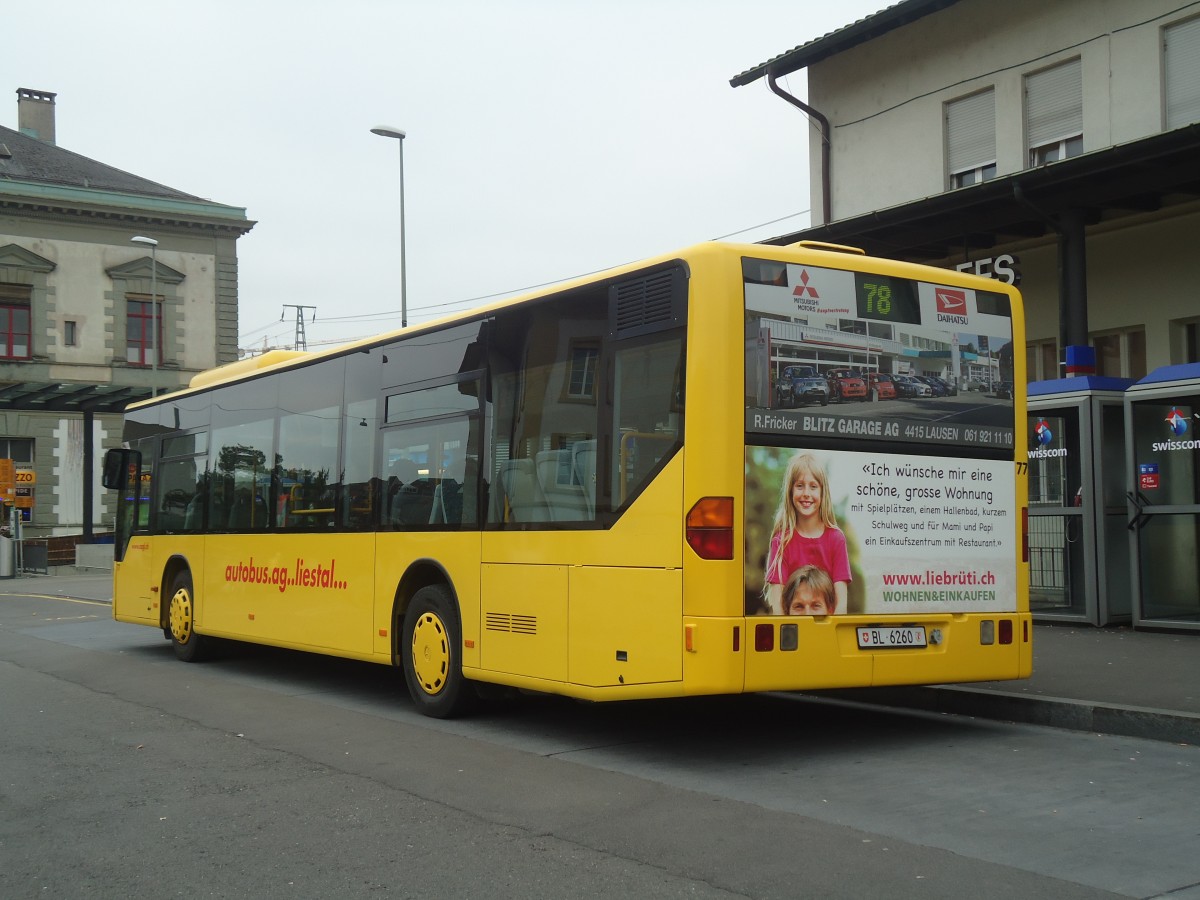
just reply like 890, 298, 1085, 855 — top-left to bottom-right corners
743, 258, 1016, 452
744, 446, 1017, 617
742, 258, 1019, 618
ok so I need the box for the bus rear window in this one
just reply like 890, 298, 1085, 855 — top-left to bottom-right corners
743, 258, 1015, 453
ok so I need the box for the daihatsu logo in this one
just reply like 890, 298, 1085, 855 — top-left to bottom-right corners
935, 288, 969, 324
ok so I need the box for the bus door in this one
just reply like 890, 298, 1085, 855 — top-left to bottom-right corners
104, 445, 159, 625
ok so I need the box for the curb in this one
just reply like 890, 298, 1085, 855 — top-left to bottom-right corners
805, 686, 1200, 745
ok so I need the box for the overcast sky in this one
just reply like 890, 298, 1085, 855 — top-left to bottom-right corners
9, 0, 885, 354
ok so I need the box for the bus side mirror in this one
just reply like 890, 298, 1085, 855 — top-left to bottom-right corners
102, 448, 135, 489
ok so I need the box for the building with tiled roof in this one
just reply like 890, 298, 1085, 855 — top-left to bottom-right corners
0, 88, 254, 548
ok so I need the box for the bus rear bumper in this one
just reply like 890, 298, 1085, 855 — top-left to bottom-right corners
741, 613, 1032, 693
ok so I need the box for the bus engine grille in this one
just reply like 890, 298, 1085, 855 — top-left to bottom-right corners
485, 613, 538, 635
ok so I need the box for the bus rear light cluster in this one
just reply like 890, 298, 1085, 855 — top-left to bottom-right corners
980, 619, 1014, 645
685, 497, 734, 560
751, 623, 798, 652
754, 623, 774, 652
779, 623, 798, 651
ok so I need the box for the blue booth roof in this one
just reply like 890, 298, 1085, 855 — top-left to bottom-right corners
1133, 362, 1200, 385
1028, 376, 1135, 397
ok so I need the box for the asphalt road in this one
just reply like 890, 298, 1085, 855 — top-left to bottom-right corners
3, 593, 1199, 899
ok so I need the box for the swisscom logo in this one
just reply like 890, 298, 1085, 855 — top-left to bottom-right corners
1035, 419, 1053, 445
935, 288, 969, 325
1028, 417, 1066, 459
1166, 407, 1189, 437
1152, 407, 1200, 452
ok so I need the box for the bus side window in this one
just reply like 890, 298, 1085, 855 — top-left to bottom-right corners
486, 288, 606, 526
137, 458, 153, 530
382, 416, 473, 529
228, 488, 268, 529
158, 460, 197, 533
535, 449, 588, 521
611, 336, 684, 507
183, 487, 206, 531
572, 440, 597, 519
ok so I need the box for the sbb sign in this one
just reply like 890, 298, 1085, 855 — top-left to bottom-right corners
954, 253, 1020, 285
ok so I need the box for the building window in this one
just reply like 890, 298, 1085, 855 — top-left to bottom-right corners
64, 320, 77, 347
1165, 16, 1200, 129
946, 89, 997, 189
1093, 329, 1146, 380
0, 437, 34, 463
1025, 59, 1082, 167
1173, 316, 1200, 363
126, 296, 160, 366
0, 284, 32, 360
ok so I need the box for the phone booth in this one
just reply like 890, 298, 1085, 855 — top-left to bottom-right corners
1125, 363, 1200, 632
1027, 376, 1134, 625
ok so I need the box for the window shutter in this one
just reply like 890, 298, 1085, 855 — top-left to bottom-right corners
946, 89, 996, 173
1166, 17, 1200, 129
1025, 59, 1082, 148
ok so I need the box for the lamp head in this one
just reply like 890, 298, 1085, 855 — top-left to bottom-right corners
130, 235, 158, 247
371, 125, 406, 140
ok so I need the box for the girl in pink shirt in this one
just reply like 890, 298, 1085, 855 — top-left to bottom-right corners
764, 452, 851, 614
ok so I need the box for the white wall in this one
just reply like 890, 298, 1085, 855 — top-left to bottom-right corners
806, 0, 1195, 221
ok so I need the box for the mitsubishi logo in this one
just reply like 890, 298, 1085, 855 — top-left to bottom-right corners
793, 269, 820, 299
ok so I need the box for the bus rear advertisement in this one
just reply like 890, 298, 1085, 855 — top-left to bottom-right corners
744, 445, 1015, 618
103, 240, 1030, 717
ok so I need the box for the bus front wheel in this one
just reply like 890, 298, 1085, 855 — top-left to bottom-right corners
167, 570, 208, 662
402, 584, 475, 719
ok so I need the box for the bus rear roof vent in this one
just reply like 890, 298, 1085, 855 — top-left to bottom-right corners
788, 240, 865, 255
609, 265, 686, 340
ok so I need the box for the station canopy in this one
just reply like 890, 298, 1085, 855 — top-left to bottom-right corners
0, 381, 152, 414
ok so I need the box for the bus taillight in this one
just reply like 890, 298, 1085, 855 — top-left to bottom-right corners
686, 497, 734, 560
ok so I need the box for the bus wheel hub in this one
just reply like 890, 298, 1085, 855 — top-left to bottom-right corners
411, 612, 447, 694
169, 588, 193, 643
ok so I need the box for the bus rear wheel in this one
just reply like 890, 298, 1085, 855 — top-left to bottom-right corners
167, 570, 208, 662
402, 584, 475, 718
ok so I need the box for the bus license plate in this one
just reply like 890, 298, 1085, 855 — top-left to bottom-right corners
856, 626, 927, 649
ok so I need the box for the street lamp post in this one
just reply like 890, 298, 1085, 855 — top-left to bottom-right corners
370, 125, 408, 328
130, 235, 159, 396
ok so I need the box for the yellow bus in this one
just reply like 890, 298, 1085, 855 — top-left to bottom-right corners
102, 240, 1030, 717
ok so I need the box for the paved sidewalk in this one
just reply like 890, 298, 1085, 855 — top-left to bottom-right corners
4, 570, 1198, 743
823, 624, 1200, 745
0, 570, 115, 603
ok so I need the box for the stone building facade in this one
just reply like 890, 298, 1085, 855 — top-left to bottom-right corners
0, 88, 254, 538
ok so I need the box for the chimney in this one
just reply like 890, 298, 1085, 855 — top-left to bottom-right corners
17, 88, 57, 145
